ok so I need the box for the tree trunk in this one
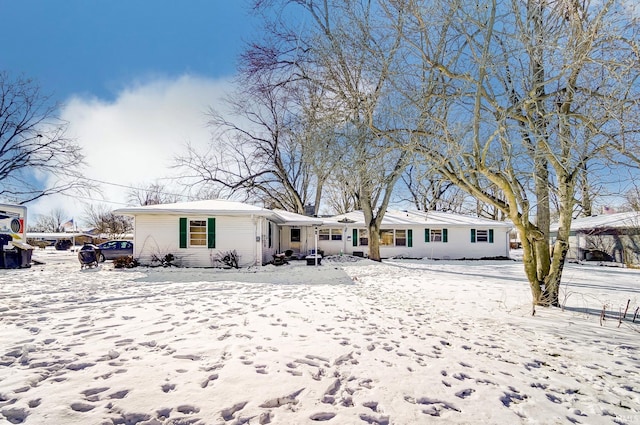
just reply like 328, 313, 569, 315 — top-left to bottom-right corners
518, 222, 546, 305
361, 200, 382, 262
368, 223, 382, 262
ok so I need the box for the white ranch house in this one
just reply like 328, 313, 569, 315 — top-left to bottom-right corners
115, 200, 512, 267
310, 210, 512, 260
114, 200, 322, 268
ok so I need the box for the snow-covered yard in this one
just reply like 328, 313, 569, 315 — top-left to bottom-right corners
1, 249, 639, 424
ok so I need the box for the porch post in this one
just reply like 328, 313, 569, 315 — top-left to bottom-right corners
314, 226, 318, 266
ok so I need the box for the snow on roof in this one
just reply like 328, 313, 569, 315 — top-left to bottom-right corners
551, 211, 640, 232
323, 210, 512, 228
27, 232, 92, 239
114, 200, 325, 226
113, 201, 513, 228
113, 199, 274, 217
272, 209, 324, 226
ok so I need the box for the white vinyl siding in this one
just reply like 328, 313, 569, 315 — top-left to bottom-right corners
133, 214, 260, 267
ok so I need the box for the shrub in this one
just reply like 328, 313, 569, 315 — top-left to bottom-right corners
113, 256, 139, 269
150, 253, 177, 267
213, 250, 240, 269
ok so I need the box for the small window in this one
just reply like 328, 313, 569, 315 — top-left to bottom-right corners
359, 229, 369, 246
471, 229, 493, 243
431, 229, 442, 242
330, 229, 342, 241
476, 229, 488, 242
395, 229, 407, 246
190, 220, 207, 246
380, 229, 394, 246
291, 228, 301, 242
318, 228, 330, 240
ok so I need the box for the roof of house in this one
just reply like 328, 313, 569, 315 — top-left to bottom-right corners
27, 232, 94, 240
114, 199, 274, 217
322, 210, 512, 228
272, 209, 324, 226
114, 200, 324, 226
551, 211, 640, 232
113, 201, 512, 229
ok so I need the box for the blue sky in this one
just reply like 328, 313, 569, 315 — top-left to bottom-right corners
1, 1, 261, 220
1, 1, 257, 99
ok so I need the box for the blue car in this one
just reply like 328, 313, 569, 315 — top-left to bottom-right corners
97, 240, 133, 262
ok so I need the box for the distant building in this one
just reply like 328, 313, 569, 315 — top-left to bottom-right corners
550, 212, 640, 265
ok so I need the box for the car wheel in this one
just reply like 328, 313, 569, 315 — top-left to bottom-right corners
99, 253, 106, 262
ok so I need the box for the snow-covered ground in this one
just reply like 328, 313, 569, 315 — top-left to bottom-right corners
1, 249, 639, 424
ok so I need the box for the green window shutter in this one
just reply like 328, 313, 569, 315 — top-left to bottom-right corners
471, 229, 476, 243
207, 218, 216, 248
407, 229, 413, 247
425, 228, 430, 243
179, 217, 187, 248
268, 222, 272, 248
443, 228, 448, 243
489, 229, 494, 243
352, 229, 358, 247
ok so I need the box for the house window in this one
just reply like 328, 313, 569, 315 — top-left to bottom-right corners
396, 229, 407, 246
291, 228, 301, 242
359, 229, 369, 246
380, 229, 409, 246
180, 217, 215, 249
425, 228, 448, 242
190, 220, 207, 246
471, 229, 494, 243
320, 228, 342, 241
380, 229, 394, 246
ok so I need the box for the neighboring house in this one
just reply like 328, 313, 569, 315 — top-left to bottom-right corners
293, 210, 512, 260
114, 200, 322, 267
550, 212, 640, 265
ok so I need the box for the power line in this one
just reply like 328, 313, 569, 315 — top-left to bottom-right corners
53, 171, 198, 202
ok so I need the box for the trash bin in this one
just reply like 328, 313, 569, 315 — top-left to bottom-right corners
3, 249, 20, 268
0, 239, 33, 269
0, 234, 12, 268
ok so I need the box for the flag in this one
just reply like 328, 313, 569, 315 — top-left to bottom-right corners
63, 218, 75, 230
603, 206, 615, 214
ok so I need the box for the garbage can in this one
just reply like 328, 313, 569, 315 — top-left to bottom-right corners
0, 240, 33, 268
0, 234, 12, 268
14, 242, 33, 268
2, 249, 20, 268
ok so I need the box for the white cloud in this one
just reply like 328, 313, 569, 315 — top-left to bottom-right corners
28, 74, 234, 224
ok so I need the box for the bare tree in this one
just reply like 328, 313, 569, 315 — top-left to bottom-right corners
399, 165, 470, 213
393, 0, 640, 306
127, 181, 183, 206
175, 70, 331, 214
0, 72, 87, 203
83, 204, 132, 239
248, 0, 411, 260
30, 207, 70, 232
